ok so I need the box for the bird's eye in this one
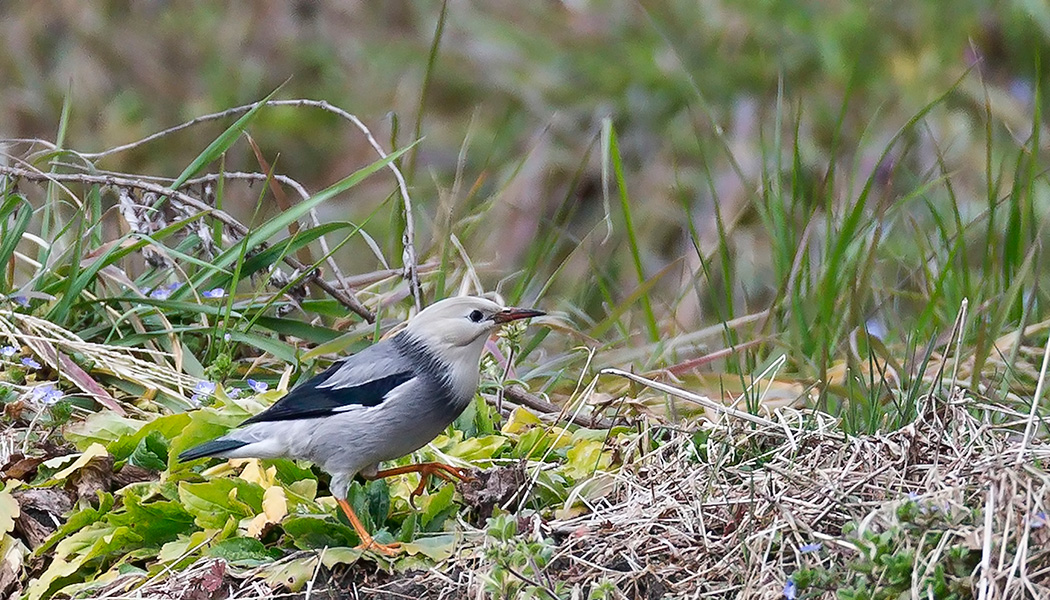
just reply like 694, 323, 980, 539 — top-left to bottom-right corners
468, 309, 484, 323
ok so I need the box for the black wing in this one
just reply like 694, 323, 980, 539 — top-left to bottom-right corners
239, 360, 414, 426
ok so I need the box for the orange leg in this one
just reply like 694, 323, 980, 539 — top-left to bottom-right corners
365, 462, 475, 508
336, 498, 401, 556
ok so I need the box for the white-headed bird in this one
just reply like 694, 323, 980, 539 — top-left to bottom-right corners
179, 296, 544, 554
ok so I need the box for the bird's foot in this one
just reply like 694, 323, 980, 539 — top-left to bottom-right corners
407, 463, 475, 508
354, 538, 402, 556
337, 498, 403, 556
372, 462, 476, 508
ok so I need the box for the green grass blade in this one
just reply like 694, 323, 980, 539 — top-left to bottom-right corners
604, 120, 658, 341
0, 194, 31, 291
169, 87, 281, 191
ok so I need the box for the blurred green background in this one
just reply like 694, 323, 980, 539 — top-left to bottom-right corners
1, 0, 1048, 364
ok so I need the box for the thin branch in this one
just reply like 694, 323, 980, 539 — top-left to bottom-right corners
0, 165, 375, 322
68, 98, 424, 310
502, 384, 617, 429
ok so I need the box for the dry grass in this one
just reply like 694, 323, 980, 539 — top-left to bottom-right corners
531, 389, 1047, 598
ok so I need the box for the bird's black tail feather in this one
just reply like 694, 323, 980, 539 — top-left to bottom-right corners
178, 438, 248, 461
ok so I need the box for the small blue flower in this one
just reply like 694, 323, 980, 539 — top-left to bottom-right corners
783, 578, 797, 600
43, 388, 63, 405
202, 288, 226, 299
21, 357, 41, 370
189, 393, 204, 407
11, 295, 29, 307
907, 491, 921, 501
1032, 511, 1047, 529
150, 288, 171, 300
194, 381, 217, 395
165, 282, 181, 292
226, 387, 242, 399
799, 542, 822, 553
0, 346, 16, 358
30, 385, 62, 405
223, 332, 232, 342
247, 378, 269, 393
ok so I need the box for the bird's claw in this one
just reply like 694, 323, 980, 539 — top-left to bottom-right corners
356, 539, 402, 556
406, 463, 475, 509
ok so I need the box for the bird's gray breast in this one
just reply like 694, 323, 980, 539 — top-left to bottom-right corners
309, 335, 474, 475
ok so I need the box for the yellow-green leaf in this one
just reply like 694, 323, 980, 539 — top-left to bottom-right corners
64, 412, 143, 451
46, 443, 109, 484
446, 435, 508, 461
0, 491, 19, 534
501, 406, 542, 434
564, 440, 612, 480
262, 555, 318, 591
402, 533, 456, 561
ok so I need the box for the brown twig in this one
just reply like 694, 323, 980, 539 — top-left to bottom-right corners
501, 384, 617, 429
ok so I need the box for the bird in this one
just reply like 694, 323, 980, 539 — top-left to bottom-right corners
178, 296, 545, 555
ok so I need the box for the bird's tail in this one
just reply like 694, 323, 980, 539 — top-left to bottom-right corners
178, 438, 249, 461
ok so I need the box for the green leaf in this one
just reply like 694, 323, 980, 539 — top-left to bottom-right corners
157, 530, 213, 565
28, 523, 140, 596
269, 459, 315, 487
206, 537, 282, 566
402, 533, 456, 561
287, 479, 318, 504
319, 546, 365, 567
64, 412, 144, 451
249, 318, 341, 344
168, 406, 249, 471
178, 479, 264, 529
24, 553, 89, 600
345, 481, 374, 533
605, 120, 658, 341
365, 479, 390, 531
419, 483, 455, 530
177, 142, 416, 300
223, 329, 297, 363
446, 435, 508, 462
0, 194, 31, 291
564, 440, 612, 480
101, 296, 244, 318
281, 515, 357, 549
511, 427, 556, 460
49, 523, 143, 586
261, 554, 318, 591
170, 89, 279, 191
108, 486, 196, 545
46, 213, 204, 321
237, 222, 356, 279
127, 431, 169, 471
34, 493, 115, 557
397, 512, 417, 543
108, 412, 191, 462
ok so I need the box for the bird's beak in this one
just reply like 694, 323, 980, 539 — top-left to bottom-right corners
491, 306, 545, 324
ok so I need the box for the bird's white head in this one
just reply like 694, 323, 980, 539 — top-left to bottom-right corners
404, 295, 544, 352
402, 296, 544, 399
